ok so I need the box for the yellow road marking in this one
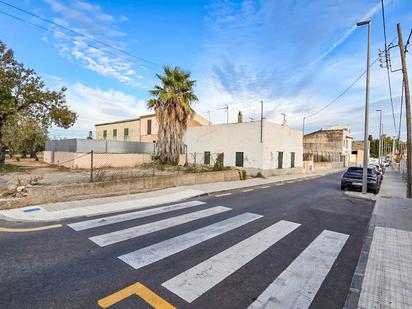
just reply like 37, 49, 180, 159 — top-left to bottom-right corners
215, 192, 232, 197
260, 185, 271, 189
242, 189, 254, 192
98, 282, 175, 309
0, 224, 62, 233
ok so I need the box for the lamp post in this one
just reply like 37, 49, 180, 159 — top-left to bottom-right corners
376, 109, 382, 164
357, 18, 371, 194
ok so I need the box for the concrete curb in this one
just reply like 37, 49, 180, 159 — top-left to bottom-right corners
0, 169, 343, 223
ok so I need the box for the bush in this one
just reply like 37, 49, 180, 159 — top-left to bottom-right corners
213, 153, 224, 171
239, 170, 247, 180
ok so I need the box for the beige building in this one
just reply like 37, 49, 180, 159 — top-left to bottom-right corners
304, 126, 352, 166
95, 112, 209, 142
350, 140, 367, 166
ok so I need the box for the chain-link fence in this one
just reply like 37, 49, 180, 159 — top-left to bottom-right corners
303, 151, 344, 162
44, 149, 228, 183
90, 151, 226, 182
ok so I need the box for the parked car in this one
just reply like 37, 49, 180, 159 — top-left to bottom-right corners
369, 164, 383, 180
341, 166, 381, 194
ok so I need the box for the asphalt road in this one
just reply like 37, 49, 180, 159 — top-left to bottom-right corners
0, 172, 374, 309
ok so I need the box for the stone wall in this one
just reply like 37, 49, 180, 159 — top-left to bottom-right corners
0, 170, 240, 209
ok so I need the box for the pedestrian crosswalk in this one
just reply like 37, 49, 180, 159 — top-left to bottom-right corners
68, 200, 349, 308
119, 212, 262, 270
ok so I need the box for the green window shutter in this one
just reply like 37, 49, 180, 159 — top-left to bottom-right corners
291, 152, 295, 168
147, 119, 152, 135
124, 128, 129, 136
278, 152, 283, 169
235, 152, 244, 167
103, 130, 107, 139
113, 129, 117, 137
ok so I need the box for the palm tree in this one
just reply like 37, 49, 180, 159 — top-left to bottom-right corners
147, 66, 198, 164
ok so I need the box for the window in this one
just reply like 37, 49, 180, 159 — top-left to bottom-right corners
124, 128, 129, 136
113, 129, 117, 138
147, 119, 152, 135
291, 152, 295, 168
103, 130, 107, 139
235, 152, 244, 167
278, 152, 283, 169
204, 151, 211, 165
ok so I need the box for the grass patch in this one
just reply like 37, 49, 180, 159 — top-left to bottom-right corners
0, 164, 22, 174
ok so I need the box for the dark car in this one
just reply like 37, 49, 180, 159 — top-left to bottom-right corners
341, 166, 381, 194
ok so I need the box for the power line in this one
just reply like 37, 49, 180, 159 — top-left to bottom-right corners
0, 0, 162, 70
0, 9, 161, 73
380, 0, 398, 135
405, 28, 412, 51
304, 57, 379, 120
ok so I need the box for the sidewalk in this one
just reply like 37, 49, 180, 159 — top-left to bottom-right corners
346, 168, 412, 309
0, 168, 342, 222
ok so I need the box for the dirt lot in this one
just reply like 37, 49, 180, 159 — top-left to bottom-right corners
0, 158, 206, 188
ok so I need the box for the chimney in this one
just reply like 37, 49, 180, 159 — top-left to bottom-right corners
238, 111, 243, 123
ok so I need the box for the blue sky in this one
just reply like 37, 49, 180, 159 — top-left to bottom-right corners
1, 0, 411, 139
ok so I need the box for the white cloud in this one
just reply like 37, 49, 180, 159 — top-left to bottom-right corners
47, 79, 149, 138
311, 1, 385, 65
42, 0, 146, 87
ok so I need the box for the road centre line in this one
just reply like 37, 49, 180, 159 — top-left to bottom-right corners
215, 193, 232, 197
242, 189, 254, 192
98, 282, 175, 309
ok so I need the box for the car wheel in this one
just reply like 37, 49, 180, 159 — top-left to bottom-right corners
341, 184, 346, 191
374, 186, 379, 194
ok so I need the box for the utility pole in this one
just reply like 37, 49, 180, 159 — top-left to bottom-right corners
377, 109, 382, 164
260, 101, 264, 143
357, 19, 371, 194
397, 23, 412, 198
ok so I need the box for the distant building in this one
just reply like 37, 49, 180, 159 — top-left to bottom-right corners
95, 112, 209, 142
185, 120, 303, 176
350, 140, 369, 166
304, 126, 352, 166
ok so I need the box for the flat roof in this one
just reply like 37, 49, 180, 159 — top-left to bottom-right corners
95, 111, 207, 127
95, 118, 141, 126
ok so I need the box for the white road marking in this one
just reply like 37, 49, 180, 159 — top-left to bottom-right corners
68, 201, 206, 231
242, 189, 254, 192
119, 212, 263, 270
248, 230, 348, 309
215, 193, 232, 197
89, 206, 231, 247
162, 220, 301, 303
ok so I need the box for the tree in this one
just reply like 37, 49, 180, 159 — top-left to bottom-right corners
2, 114, 48, 159
0, 42, 76, 164
147, 66, 198, 164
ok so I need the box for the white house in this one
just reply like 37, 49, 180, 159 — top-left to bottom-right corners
185, 120, 303, 176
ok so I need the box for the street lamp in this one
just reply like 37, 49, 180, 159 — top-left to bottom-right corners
357, 18, 371, 194
376, 109, 382, 164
